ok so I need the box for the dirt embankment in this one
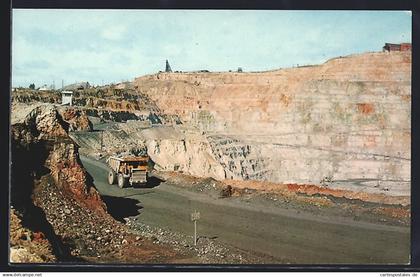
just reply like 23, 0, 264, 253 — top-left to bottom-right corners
223, 179, 410, 206
154, 171, 410, 226
10, 104, 183, 263
223, 179, 410, 223
12, 86, 159, 113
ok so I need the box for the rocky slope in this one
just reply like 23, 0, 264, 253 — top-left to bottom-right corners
134, 51, 411, 197
12, 86, 159, 113
11, 104, 104, 212
9, 209, 56, 263
10, 104, 182, 263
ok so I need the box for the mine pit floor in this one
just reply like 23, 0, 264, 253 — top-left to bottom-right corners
80, 155, 410, 264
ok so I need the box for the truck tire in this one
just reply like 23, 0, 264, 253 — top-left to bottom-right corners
118, 173, 127, 188
108, 170, 116, 185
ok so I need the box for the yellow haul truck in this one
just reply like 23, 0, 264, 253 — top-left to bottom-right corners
107, 156, 149, 188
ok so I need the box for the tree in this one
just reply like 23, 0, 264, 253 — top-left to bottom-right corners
29, 83, 35, 89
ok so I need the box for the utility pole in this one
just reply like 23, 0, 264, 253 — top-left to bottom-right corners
62, 79, 64, 89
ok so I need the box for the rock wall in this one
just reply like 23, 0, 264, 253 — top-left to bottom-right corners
12, 87, 160, 114
208, 135, 269, 181
70, 122, 225, 180
11, 105, 105, 213
83, 108, 180, 125
58, 107, 93, 131
11, 104, 181, 263
10, 104, 111, 262
134, 51, 411, 196
143, 127, 225, 180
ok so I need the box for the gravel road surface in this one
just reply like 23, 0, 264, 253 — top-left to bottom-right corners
80, 156, 410, 264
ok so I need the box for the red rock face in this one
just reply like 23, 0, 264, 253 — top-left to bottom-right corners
59, 108, 93, 132
47, 141, 105, 213
12, 105, 106, 214
11, 105, 180, 263
357, 103, 375, 115
24, 105, 69, 139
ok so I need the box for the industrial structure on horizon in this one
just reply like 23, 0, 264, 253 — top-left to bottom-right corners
165, 60, 172, 73
383, 42, 412, 52
61, 90, 73, 106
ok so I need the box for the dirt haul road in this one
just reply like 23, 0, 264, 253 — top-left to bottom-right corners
80, 156, 410, 264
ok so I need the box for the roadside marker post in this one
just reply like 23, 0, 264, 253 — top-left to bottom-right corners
100, 130, 104, 151
190, 211, 200, 246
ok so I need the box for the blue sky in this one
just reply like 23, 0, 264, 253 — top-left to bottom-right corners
12, 10, 411, 88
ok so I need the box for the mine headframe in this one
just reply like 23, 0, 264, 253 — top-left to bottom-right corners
165, 59, 172, 73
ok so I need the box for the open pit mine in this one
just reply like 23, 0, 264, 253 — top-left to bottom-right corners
10, 50, 411, 264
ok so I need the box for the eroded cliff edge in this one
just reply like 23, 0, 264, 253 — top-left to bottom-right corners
10, 105, 180, 263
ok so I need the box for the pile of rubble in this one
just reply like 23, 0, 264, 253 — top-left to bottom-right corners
9, 209, 56, 263
33, 176, 176, 263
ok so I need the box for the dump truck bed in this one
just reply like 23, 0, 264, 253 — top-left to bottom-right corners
108, 156, 149, 162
